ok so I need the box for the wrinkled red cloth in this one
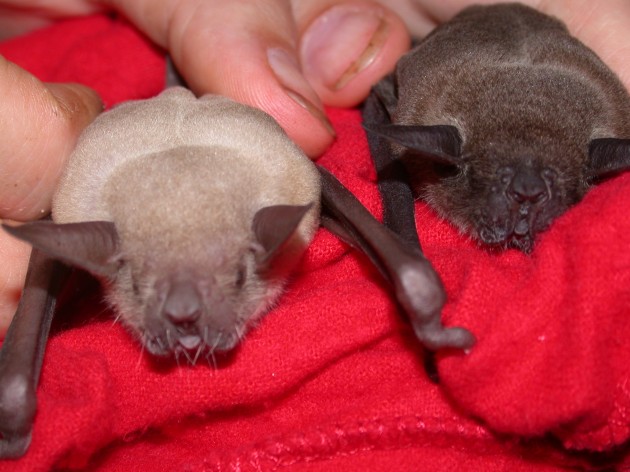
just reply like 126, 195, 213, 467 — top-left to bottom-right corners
1, 14, 630, 471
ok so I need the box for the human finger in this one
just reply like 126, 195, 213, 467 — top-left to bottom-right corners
0, 57, 102, 220
295, 0, 410, 108
104, 0, 409, 157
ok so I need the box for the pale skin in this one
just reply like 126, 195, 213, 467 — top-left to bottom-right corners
0, 0, 629, 335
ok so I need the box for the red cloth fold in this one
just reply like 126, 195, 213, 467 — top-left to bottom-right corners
1, 15, 630, 471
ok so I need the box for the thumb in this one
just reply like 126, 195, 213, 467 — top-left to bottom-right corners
0, 57, 102, 221
296, 1, 410, 108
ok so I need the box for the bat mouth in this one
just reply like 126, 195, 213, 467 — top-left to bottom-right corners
138, 276, 247, 363
506, 233, 535, 253
141, 324, 244, 364
506, 208, 539, 253
478, 225, 535, 253
476, 165, 557, 253
478, 212, 544, 252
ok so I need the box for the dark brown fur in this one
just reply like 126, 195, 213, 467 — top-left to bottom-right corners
365, 3, 630, 252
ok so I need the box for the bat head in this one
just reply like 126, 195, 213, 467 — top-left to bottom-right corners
3, 203, 313, 361
364, 124, 630, 252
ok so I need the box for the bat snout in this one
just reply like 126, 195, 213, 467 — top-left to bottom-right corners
161, 280, 206, 352
507, 168, 548, 204
162, 280, 203, 325
477, 165, 557, 252
139, 274, 247, 361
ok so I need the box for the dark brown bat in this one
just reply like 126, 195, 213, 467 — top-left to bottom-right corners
0, 87, 471, 458
364, 3, 630, 252
363, 3, 630, 346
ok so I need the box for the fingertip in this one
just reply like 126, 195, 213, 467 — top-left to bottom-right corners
265, 47, 336, 157
165, 0, 340, 158
46, 82, 104, 129
262, 88, 336, 158
216, 51, 336, 158
299, 1, 411, 107
0, 60, 102, 220
178, 33, 335, 158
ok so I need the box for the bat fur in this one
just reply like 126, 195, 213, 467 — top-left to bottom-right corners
364, 3, 630, 252
9, 87, 321, 357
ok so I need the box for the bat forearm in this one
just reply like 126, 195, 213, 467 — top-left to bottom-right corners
0, 248, 69, 458
318, 167, 474, 351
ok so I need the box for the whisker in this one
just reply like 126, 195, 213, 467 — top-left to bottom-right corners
111, 311, 123, 326
182, 348, 194, 366
235, 323, 245, 341
192, 342, 204, 366
211, 332, 223, 351
206, 351, 218, 370
229, 332, 239, 349
166, 329, 174, 350
136, 334, 147, 369
174, 349, 182, 374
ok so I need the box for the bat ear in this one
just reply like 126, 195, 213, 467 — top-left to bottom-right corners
363, 74, 398, 122
362, 124, 463, 166
2, 220, 120, 278
587, 138, 630, 180
252, 203, 313, 263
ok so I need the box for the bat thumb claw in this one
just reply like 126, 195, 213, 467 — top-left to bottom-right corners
414, 323, 476, 352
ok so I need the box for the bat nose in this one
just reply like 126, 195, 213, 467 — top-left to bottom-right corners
509, 168, 547, 203
163, 280, 202, 325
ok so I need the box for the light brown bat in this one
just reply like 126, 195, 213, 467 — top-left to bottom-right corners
0, 87, 471, 458
11, 87, 322, 356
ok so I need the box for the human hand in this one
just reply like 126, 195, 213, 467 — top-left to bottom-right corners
0, 51, 102, 334
98, 0, 410, 157
0, 0, 103, 340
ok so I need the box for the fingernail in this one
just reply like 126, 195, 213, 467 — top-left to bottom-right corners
267, 48, 335, 136
301, 5, 389, 91
46, 82, 103, 123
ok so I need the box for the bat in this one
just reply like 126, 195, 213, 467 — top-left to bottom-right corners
363, 3, 630, 341
0, 87, 321, 458
0, 86, 473, 458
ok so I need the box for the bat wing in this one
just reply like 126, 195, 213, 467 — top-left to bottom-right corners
318, 167, 475, 351
362, 75, 420, 248
360, 77, 472, 352
0, 220, 119, 458
0, 248, 71, 458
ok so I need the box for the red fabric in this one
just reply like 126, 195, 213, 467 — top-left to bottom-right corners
2, 14, 630, 471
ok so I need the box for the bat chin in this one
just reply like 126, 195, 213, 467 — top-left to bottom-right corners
475, 196, 558, 253
477, 225, 536, 253
140, 323, 243, 362
506, 234, 535, 253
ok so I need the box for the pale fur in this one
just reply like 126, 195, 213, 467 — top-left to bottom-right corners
53, 87, 319, 230
51, 87, 320, 353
